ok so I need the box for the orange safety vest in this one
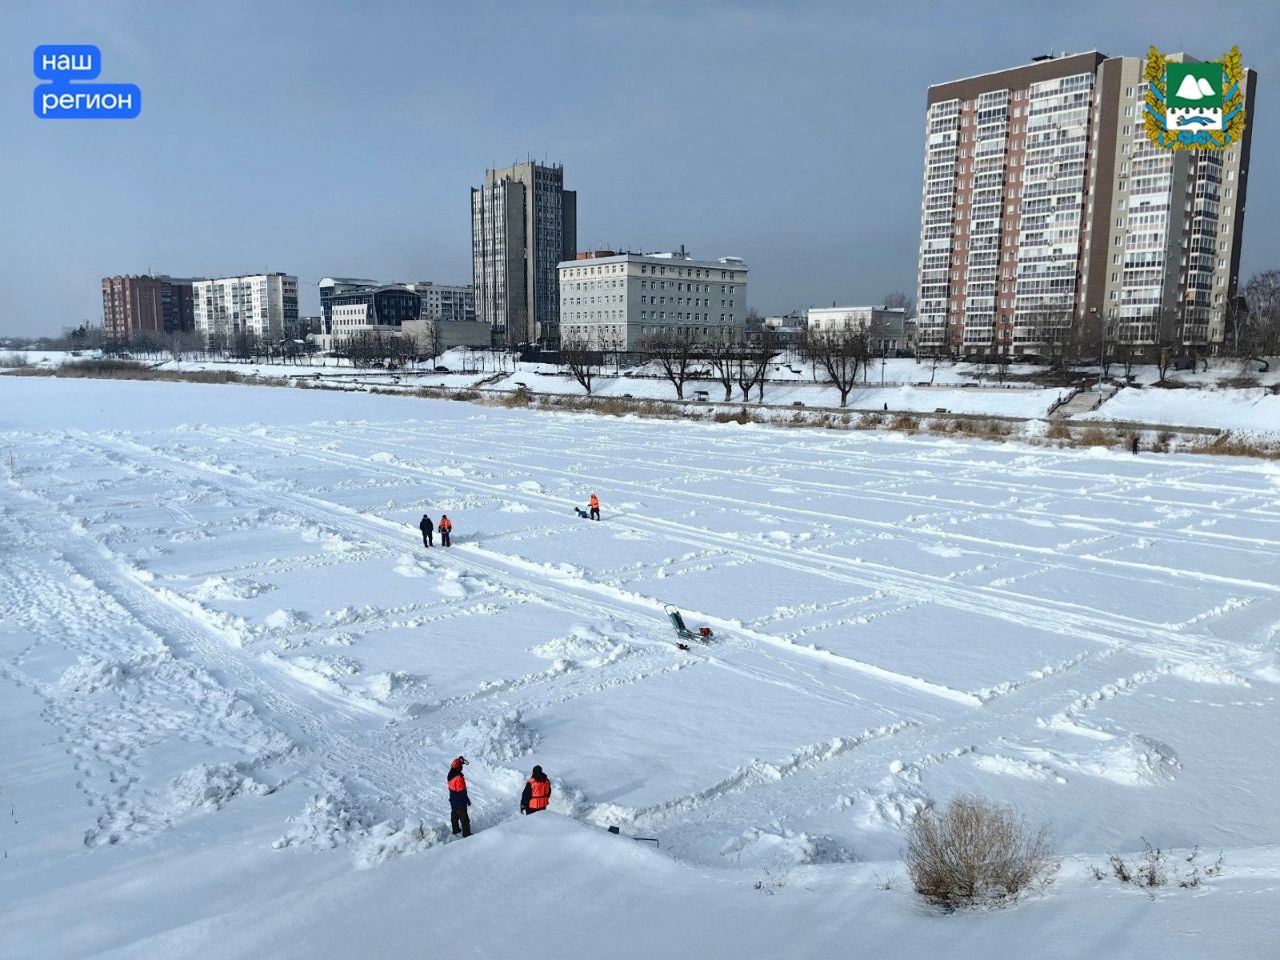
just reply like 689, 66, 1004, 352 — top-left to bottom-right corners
526, 776, 551, 810
589, 495, 599, 509
440, 517, 452, 531
448, 771, 466, 793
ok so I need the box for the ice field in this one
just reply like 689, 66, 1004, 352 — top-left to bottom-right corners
3, 376, 1280, 958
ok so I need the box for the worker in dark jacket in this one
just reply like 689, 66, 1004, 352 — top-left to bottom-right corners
448, 756, 471, 837
520, 765, 551, 815
419, 513, 434, 548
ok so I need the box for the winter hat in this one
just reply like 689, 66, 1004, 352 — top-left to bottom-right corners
532, 765, 543, 776
452, 756, 468, 768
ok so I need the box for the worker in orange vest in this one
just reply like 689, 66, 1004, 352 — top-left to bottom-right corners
447, 756, 471, 837
588, 493, 600, 521
520, 765, 551, 815
439, 514, 453, 547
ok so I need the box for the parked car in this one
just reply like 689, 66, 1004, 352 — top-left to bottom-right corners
434, 365, 450, 373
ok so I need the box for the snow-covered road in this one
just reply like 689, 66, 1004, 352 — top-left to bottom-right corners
3, 376, 1279, 957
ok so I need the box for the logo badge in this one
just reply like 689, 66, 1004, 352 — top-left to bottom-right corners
1144, 46, 1244, 150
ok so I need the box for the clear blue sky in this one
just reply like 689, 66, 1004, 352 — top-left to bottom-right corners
3, 1, 1277, 336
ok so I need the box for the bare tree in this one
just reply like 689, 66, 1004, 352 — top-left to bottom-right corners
1152, 307, 1180, 383
706, 330, 740, 401
1239, 271, 1280, 372
750, 329, 780, 402
560, 341, 603, 394
800, 325, 869, 406
642, 329, 697, 400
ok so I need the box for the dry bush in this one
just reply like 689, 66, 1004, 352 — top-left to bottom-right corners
500, 387, 533, 407
713, 408, 751, 425
63, 358, 150, 375
1076, 425, 1115, 447
1045, 421, 1071, 441
1205, 433, 1280, 460
856, 413, 883, 430
889, 414, 919, 432
451, 389, 481, 402
905, 794, 1056, 909
0, 353, 30, 368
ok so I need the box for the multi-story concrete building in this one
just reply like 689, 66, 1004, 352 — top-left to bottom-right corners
806, 306, 909, 354
471, 161, 577, 347
318, 277, 379, 336
101, 275, 197, 342
558, 249, 748, 351
405, 281, 476, 325
193, 273, 298, 344
915, 51, 1255, 357
324, 285, 421, 343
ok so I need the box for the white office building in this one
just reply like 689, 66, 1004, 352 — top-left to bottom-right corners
558, 250, 748, 351
806, 306, 909, 354
194, 273, 298, 342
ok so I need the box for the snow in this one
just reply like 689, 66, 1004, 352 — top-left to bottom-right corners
1075, 385, 1280, 436
2, 375, 1279, 957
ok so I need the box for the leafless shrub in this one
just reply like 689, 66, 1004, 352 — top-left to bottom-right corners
889, 414, 919, 432
1077, 425, 1115, 447
904, 794, 1056, 909
0, 353, 30, 368
713, 408, 751, 425
1045, 421, 1072, 440
1098, 842, 1224, 896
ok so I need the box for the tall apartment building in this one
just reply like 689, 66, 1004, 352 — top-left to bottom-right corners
405, 281, 476, 325
101, 275, 196, 342
471, 161, 577, 347
558, 249, 748, 351
193, 273, 298, 343
916, 51, 1255, 356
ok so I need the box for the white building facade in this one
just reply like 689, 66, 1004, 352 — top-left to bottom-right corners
806, 306, 909, 353
194, 273, 298, 342
558, 251, 748, 351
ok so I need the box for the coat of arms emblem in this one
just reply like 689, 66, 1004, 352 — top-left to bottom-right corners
1144, 46, 1245, 150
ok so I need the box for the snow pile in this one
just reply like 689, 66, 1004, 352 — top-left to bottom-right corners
450, 711, 540, 764
719, 825, 850, 867
58, 651, 165, 693
190, 575, 268, 601
1077, 735, 1182, 787
353, 818, 446, 869
264, 608, 310, 630
274, 792, 374, 851
367, 670, 428, 704
168, 763, 272, 815
1172, 662, 1252, 686
532, 628, 630, 669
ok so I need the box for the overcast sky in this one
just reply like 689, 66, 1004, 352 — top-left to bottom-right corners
3, 1, 1278, 336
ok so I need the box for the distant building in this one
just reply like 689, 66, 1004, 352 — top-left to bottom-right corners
101, 275, 197, 342
558, 249, 748, 351
318, 277, 379, 336
761, 310, 808, 345
193, 273, 298, 343
292, 315, 322, 339
405, 281, 476, 325
806, 306, 908, 354
325, 285, 421, 343
472, 160, 577, 346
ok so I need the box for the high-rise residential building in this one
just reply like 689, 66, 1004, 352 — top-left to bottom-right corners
557, 249, 747, 351
405, 281, 476, 325
915, 51, 1255, 357
101, 275, 197, 342
193, 273, 298, 344
471, 160, 577, 347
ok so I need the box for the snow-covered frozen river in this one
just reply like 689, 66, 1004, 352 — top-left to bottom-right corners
4, 376, 1279, 958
